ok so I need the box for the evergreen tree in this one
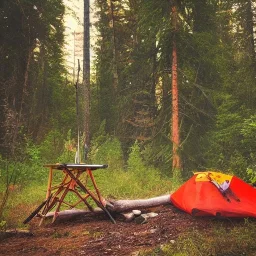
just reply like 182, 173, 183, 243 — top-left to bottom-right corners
0, 0, 74, 159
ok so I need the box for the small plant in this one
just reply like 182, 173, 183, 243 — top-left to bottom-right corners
90, 135, 124, 170
0, 220, 7, 231
246, 168, 256, 184
57, 130, 77, 163
52, 231, 70, 238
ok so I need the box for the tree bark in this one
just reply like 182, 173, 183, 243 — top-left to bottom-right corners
171, 3, 181, 174
108, 0, 119, 91
45, 208, 103, 218
106, 195, 171, 212
245, 0, 255, 63
43, 195, 171, 220
11, 44, 34, 155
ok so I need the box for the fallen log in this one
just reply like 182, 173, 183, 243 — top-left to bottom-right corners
40, 194, 171, 222
106, 194, 171, 213
44, 208, 103, 218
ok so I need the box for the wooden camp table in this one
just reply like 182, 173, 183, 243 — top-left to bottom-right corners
37, 163, 116, 225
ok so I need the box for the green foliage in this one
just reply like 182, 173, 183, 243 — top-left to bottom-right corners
57, 130, 77, 163
203, 95, 250, 179
39, 130, 65, 162
0, 221, 7, 231
241, 115, 256, 147
2, 183, 47, 228
127, 140, 145, 172
172, 168, 183, 190
25, 139, 41, 163
0, 161, 45, 187
2, 0, 256, 230
52, 231, 70, 239
246, 168, 256, 184
92, 136, 124, 169
1, 158, 171, 227
95, 168, 171, 200
82, 137, 171, 199
124, 140, 172, 196
89, 122, 124, 169
241, 115, 256, 178
93, 0, 256, 183
0, 0, 69, 159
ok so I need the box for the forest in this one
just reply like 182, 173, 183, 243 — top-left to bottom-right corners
0, 0, 256, 233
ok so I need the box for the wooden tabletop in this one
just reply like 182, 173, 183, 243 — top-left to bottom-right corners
43, 163, 108, 170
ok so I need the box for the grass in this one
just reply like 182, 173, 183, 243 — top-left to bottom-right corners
0, 167, 172, 228
0, 183, 47, 228
1, 166, 256, 256
139, 219, 256, 256
93, 168, 172, 199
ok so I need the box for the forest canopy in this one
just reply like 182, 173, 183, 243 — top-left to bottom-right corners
0, 0, 256, 184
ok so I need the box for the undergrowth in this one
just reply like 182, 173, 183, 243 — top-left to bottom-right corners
0, 138, 173, 228
0, 165, 172, 229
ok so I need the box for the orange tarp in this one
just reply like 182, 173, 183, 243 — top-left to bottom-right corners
170, 172, 256, 218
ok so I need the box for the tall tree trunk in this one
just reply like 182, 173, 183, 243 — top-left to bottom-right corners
108, 0, 119, 92
243, 0, 256, 108
11, 44, 34, 155
245, 0, 255, 63
171, 3, 181, 176
106, 0, 119, 134
193, 0, 209, 33
83, 0, 90, 151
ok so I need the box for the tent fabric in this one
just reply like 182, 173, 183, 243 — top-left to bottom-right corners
170, 172, 256, 218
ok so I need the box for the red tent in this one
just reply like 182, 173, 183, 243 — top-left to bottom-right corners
170, 171, 256, 218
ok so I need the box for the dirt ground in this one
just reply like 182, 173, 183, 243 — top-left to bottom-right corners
0, 205, 242, 256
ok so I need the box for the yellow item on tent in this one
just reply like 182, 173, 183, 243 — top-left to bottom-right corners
194, 171, 233, 184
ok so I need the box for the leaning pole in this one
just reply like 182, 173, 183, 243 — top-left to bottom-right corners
83, 0, 90, 156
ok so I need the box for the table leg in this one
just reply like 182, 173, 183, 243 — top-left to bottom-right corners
46, 167, 53, 199
64, 168, 116, 224
87, 169, 104, 204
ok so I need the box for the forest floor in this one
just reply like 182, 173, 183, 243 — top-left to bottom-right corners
0, 204, 251, 256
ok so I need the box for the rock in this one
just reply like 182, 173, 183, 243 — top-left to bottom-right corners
131, 251, 140, 256
146, 212, 158, 218
132, 210, 142, 216
121, 212, 135, 222
135, 215, 148, 224
150, 228, 158, 234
